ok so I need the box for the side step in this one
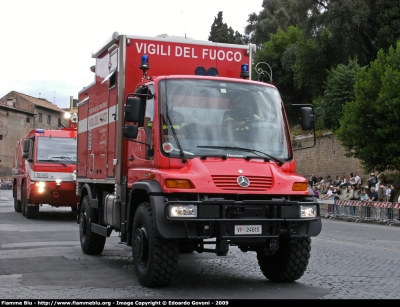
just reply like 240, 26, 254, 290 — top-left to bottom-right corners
90, 223, 113, 237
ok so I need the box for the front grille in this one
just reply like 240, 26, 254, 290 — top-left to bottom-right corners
212, 175, 273, 191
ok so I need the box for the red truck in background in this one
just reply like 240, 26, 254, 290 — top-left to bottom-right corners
76, 32, 320, 287
12, 113, 79, 219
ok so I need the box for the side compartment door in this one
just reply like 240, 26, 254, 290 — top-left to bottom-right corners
77, 100, 89, 178
107, 47, 118, 177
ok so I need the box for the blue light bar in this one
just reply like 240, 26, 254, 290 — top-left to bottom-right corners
194, 66, 206, 76
207, 67, 218, 77
240, 64, 250, 78
140, 55, 149, 71
36, 129, 45, 133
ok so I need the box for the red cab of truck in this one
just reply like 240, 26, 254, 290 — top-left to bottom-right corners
76, 32, 320, 287
12, 115, 79, 219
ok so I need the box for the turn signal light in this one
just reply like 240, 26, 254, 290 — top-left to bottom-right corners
292, 182, 308, 191
165, 179, 193, 189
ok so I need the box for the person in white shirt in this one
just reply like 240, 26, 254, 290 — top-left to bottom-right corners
322, 185, 335, 216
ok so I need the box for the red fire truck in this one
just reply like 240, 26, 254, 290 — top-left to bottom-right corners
76, 32, 320, 287
12, 113, 79, 219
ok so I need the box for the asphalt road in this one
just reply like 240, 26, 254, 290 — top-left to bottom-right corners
1, 189, 400, 300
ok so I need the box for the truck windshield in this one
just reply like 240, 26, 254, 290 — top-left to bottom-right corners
36, 137, 77, 163
159, 79, 290, 160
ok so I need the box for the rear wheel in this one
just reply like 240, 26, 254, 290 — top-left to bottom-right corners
21, 183, 27, 217
79, 195, 106, 254
13, 184, 22, 212
257, 237, 311, 282
132, 202, 179, 287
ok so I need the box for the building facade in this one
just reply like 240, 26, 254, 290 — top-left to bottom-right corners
0, 91, 70, 177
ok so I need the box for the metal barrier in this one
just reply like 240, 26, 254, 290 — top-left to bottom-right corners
317, 199, 400, 226
317, 199, 338, 220
388, 203, 400, 226
336, 200, 362, 221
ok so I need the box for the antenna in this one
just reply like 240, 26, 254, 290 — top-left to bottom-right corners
39, 92, 41, 98
53, 91, 56, 104
181, 10, 187, 38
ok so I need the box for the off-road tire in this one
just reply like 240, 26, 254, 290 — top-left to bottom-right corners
21, 183, 27, 217
79, 195, 106, 255
25, 204, 39, 219
257, 237, 311, 282
14, 184, 22, 212
132, 202, 179, 287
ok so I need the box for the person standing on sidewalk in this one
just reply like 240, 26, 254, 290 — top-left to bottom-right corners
369, 187, 379, 221
387, 184, 396, 220
322, 185, 335, 217
353, 185, 360, 216
343, 185, 354, 216
360, 187, 369, 219
332, 186, 341, 216
378, 183, 388, 221
312, 185, 320, 198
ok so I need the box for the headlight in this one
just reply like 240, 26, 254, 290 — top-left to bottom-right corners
35, 181, 46, 188
300, 205, 317, 218
35, 181, 46, 193
168, 204, 197, 218
56, 179, 62, 186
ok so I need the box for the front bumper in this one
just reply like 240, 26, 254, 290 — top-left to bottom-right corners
156, 198, 321, 240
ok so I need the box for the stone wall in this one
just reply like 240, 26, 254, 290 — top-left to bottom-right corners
294, 132, 368, 183
0, 107, 35, 177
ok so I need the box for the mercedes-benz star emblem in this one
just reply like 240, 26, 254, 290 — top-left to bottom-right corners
237, 176, 250, 188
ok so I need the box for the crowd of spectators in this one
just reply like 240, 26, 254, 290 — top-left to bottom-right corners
309, 172, 399, 221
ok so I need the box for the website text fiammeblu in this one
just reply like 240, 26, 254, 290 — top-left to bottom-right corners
1, 300, 230, 306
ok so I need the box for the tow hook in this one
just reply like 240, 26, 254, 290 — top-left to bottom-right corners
264, 239, 279, 254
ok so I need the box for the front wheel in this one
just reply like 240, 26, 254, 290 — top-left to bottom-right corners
132, 202, 179, 287
79, 195, 106, 255
25, 204, 39, 219
257, 237, 311, 282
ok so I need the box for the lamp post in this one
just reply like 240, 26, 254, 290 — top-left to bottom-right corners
255, 62, 272, 83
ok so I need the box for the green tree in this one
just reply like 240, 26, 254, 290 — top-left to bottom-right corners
374, 0, 400, 52
293, 29, 335, 99
252, 26, 312, 127
253, 26, 308, 104
245, 0, 310, 48
314, 58, 361, 130
208, 12, 243, 44
337, 42, 400, 172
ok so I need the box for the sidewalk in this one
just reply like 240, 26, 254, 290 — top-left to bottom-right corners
318, 200, 400, 226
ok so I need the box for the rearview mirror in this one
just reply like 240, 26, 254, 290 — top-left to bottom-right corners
300, 107, 314, 131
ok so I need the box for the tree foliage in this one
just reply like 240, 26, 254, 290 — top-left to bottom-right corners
374, 0, 400, 52
314, 58, 361, 130
337, 42, 400, 172
253, 26, 310, 105
293, 29, 336, 99
208, 1, 400, 171
244, 0, 311, 47
208, 12, 243, 44
246, 0, 400, 89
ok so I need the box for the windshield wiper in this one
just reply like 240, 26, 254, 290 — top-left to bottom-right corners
38, 159, 67, 167
197, 145, 284, 165
166, 114, 187, 163
172, 148, 194, 155
48, 156, 77, 164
